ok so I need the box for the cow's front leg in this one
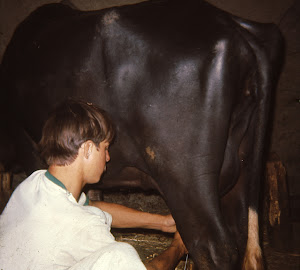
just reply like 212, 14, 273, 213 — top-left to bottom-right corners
159, 171, 239, 270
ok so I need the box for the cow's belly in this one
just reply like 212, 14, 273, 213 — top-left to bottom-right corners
219, 93, 256, 197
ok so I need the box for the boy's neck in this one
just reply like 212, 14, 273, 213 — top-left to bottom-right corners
48, 161, 84, 201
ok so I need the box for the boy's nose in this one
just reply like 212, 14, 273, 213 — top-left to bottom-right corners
106, 151, 110, 162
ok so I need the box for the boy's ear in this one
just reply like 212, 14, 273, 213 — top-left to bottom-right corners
83, 141, 93, 159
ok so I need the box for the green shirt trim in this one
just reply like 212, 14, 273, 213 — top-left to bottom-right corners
45, 170, 89, 206
45, 170, 67, 190
84, 196, 89, 206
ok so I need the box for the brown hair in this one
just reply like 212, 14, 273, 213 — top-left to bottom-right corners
38, 98, 114, 166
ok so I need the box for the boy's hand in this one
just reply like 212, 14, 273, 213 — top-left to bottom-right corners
171, 231, 188, 255
160, 214, 176, 233
145, 231, 188, 270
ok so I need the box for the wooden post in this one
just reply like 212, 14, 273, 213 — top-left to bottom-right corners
265, 153, 300, 253
0, 164, 12, 213
87, 189, 103, 201
266, 153, 288, 228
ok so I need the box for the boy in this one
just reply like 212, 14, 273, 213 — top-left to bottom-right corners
0, 99, 187, 269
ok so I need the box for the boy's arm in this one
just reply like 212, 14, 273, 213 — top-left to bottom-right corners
145, 231, 188, 270
89, 200, 176, 233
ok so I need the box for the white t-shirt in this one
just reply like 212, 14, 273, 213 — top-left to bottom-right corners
0, 170, 146, 270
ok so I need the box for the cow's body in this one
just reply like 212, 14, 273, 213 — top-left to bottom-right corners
0, 0, 283, 269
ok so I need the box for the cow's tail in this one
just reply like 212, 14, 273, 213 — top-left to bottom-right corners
232, 17, 284, 270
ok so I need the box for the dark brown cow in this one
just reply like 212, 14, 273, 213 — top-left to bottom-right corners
0, 0, 283, 269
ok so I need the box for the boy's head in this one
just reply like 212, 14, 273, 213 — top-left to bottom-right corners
39, 98, 114, 166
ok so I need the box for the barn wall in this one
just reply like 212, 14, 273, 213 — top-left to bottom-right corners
0, 0, 299, 196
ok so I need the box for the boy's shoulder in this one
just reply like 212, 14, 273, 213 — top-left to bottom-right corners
8, 170, 47, 201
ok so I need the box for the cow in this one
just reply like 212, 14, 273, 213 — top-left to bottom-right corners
0, 0, 283, 269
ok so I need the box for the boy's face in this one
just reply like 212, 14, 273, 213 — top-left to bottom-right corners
85, 140, 110, 184
98, 140, 110, 174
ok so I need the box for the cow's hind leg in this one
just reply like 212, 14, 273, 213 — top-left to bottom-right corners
221, 144, 264, 270
222, 88, 265, 270
243, 207, 264, 270
231, 18, 284, 270
219, 69, 265, 269
222, 183, 264, 270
